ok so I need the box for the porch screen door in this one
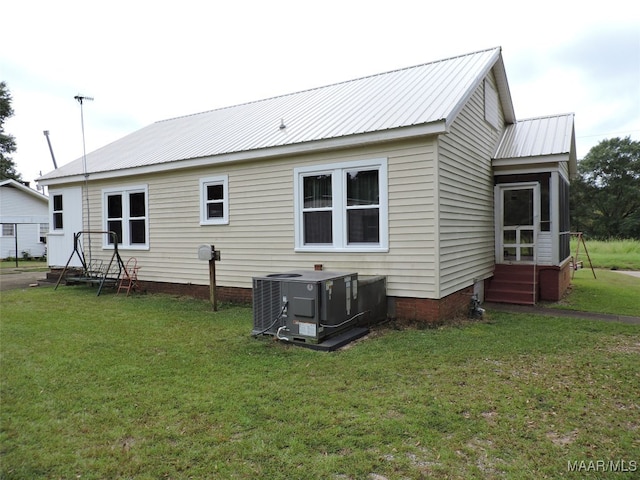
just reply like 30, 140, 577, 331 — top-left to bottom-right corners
499, 185, 539, 263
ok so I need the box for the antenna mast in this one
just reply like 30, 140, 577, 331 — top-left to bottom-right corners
75, 94, 94, 266
43, 130, 58, 169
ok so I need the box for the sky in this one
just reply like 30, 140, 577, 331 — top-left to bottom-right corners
2, 0, 639, 188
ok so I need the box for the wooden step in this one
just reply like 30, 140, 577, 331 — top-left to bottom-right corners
485, 289, 536, 305
486, 265, 538, 305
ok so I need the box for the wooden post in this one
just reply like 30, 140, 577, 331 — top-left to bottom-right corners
209, 245, 217, 311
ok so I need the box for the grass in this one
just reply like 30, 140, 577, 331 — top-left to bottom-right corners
554, 269, 640, 317
571, 238, 640, 271
0, 260, 48, 271
2, 286, 639, 479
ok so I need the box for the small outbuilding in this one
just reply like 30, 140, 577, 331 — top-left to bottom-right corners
0, 179, 49, 260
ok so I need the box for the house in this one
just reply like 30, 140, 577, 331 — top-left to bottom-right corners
38, 47, 576, 323
0, 179, 49, 260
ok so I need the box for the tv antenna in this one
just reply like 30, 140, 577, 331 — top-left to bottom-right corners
75, 94, 94, 265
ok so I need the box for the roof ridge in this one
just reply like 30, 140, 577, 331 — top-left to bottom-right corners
156, 47, 502, 124
516, 112, 575, 122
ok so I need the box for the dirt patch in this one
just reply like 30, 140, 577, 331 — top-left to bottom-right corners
546, 429, 579, 446
0, 270, 49, 291
606, 336, 640, 355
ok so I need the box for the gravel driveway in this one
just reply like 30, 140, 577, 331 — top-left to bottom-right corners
0, 269, 50, 291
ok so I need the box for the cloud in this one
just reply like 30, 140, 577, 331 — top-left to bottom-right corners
553, 25, 640, 135
3, 0, 639, 182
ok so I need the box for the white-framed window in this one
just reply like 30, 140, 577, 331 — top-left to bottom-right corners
52, 194, 63, 230
199, 175, 229, 225
1, 224, 15, 237
102, 185, 149, 249
294, 158, 388, 252
39, 223, 49, 243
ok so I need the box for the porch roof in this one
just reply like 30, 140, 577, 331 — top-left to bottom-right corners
493, 114, 577, 177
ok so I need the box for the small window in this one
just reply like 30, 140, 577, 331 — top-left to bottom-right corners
103, 186, 148, 249
200, 175, 229, 225
39, 223, 49, 243
2, 224, 15, 237
52, 194, 63, 230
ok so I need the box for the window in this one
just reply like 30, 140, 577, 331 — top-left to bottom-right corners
52, 194, 63, 230
39, 223, 49, 243
294, 159, 388, 251
200, 175, 229, 225
1, 224, 15, 237
484, 79, 499, 129
103, 186, 148, 249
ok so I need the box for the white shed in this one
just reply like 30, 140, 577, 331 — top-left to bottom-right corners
0, 179, 49, 260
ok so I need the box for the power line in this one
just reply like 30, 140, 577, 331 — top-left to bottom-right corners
577, 129, 640, 140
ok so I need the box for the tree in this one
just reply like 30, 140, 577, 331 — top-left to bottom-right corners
571, 136, 640, 239
0, 81, 21, 181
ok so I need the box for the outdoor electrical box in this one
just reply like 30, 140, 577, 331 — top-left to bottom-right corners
198, 245, 213, 261
198, 245, 220, 261
252, 270, 359, 345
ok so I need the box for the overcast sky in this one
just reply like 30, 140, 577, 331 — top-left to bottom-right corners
2, 0, 639, 187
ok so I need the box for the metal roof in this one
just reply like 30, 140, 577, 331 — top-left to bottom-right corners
40, 47, 509, 182
493, 113, 577, 177
493, 113, 575, 159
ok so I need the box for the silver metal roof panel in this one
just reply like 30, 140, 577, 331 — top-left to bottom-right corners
40, 47, 508, 182
494, 113, 575, 159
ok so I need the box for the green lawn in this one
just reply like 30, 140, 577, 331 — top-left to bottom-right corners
1, 286, 639, 479
0, 260, 48, 271
553, 269, 640, 317
571, 238, 640, 271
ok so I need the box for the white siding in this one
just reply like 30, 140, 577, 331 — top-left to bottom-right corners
84, 138, 439, 298
437, 71, 505, 297
1, 223, 45, 259
0, 184, 48, 258
537, 232, 553, 265
47, 186, 84, 267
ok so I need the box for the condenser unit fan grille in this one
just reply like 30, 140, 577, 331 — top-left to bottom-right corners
252, 279, 283, 332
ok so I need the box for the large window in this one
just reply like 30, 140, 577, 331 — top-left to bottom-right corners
294, 159, 388, 251
103, 186, 148, 249
199, 175, 229, 225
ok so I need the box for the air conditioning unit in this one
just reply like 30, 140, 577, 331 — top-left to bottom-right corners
252, 270, 360, 345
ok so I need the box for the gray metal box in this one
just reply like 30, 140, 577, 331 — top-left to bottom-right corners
252, 271, 358, 344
